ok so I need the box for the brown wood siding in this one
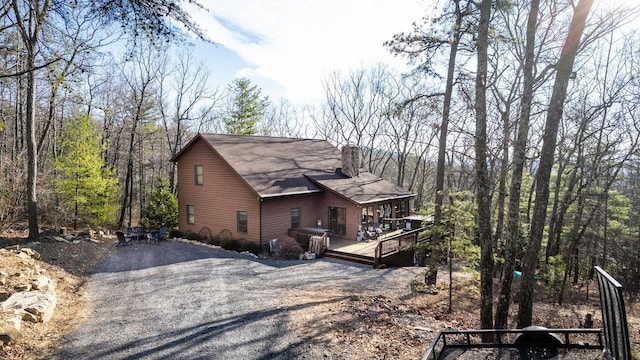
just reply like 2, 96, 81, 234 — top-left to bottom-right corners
317, 191, 360, 241
176, 138, 260, 241
261, 193, 325, 242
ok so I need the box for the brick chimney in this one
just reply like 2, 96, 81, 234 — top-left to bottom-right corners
341, 145, 361, 178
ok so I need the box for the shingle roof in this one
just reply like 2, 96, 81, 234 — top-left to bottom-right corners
177, 133, 415, 204
306, 171, 415, 205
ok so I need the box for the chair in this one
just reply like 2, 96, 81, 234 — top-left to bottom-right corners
150, 226, 168, 243
116, 231, 130, 247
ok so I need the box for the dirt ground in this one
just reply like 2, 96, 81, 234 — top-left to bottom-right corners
0, 228, 638, 359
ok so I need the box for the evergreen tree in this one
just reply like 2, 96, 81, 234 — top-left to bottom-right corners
223, 77, 270, 135
141, 178, 178, 230
55, 115, 120, 228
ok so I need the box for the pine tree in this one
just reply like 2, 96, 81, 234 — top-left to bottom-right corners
223, 77, 270, 135
141, 178, 178, 230
55, 115, 120, 228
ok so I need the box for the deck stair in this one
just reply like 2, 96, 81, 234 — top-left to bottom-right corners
323, 249, 375, 266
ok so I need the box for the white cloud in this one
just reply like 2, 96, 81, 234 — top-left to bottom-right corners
189, 0, 429, 104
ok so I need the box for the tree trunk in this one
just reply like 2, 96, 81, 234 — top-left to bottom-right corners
475, 0, 494, 336
493, 103, 510, 279
119, 133, 135, 228
517, 0, 595, 328
433, 0, 461, 227
26, 48, 39, 239
429, 0, 463, 286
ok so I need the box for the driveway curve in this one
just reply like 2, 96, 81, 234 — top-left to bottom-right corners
53, 240, 416, 360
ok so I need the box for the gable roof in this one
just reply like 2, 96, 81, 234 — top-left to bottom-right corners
173, 133, 415, 204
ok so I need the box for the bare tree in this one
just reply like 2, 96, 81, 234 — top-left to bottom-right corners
2, 0, 209, 238
157, 47, 221, 193
318, 65, 393, 173
517, 0, 595, 328
117, 44, 161, 228
473, 0, 494, 335
495, 0, 540, 329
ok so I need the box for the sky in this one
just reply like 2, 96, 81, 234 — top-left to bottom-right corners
185, 0, 436, 106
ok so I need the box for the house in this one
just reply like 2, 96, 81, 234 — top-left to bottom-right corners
170, 133, 416, 249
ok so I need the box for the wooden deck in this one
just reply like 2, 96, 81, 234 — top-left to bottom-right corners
327, 229, 404, 257
291, 226, 429, 267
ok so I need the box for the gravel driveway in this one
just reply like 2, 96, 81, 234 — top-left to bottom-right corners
52, 240, 417, 360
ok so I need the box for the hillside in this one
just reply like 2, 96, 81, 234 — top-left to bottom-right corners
0, 229, 638, 359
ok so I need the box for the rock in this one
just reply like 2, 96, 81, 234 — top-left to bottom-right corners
79, 229, 95, 239
54, 236, 70, 243
15, 284, 32, 292
0, 290, 11, 301
0, 313, 21, 334
19, 248, 41, 260
21, 311, 39, 323
0, 270, 7, 277
2, 292, 57, 323
31, 276, 56, 293
64, 235, 75, 241
0, 332, 13, 346
0, 277, 5, 286
73, 240, 81, 244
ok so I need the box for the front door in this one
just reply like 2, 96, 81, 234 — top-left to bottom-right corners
328, 206, 346, 235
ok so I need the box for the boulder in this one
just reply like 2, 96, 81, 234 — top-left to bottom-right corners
31, 275, 56, 293
18, 248, 41, 260
1, 314, 21, 333
2, 291, 57, 323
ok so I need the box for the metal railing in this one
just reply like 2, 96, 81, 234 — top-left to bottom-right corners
421, 266, 631, 360
595, 266, 631, 360
422, 328, 604, 360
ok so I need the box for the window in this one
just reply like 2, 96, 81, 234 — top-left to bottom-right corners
237, 211, 247, 233
194, 165, 203, 185
186, 205, 195, 224
361, 206, 374, 231
291, 207, 301, 229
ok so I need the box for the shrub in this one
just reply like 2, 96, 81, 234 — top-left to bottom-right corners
221, 237, 241, 252
184, 231, 199, 241
169, 228, 183, 239
240, 240, 259, 254
271, 236, 303, 260
209, 235, 221, 246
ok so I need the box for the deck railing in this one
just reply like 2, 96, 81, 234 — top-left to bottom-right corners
374, 227, 431, 268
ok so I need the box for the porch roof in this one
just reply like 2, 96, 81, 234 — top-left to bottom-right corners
306, 171, 415, 205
